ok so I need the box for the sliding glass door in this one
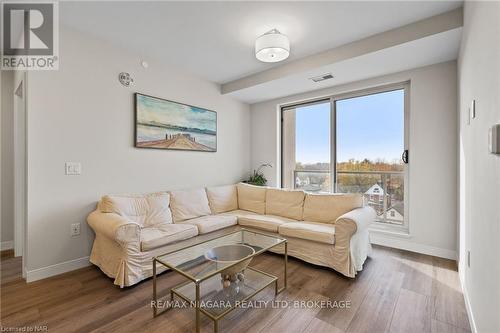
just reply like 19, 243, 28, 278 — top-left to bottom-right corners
335, 88, 407, 226
281, 84, 408, 226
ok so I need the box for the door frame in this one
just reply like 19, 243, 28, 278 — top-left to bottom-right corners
280, 81, 410, 232
13, 71, 28, 277
331, 82, 410, 232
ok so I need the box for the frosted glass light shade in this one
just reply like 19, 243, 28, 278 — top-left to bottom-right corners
255, 30, 290, 63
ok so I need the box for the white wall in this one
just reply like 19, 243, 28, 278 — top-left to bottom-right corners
1, 70, 14, 247
458, 2, 500, 332
24, 26, 251, 275
250, 61, 458, 258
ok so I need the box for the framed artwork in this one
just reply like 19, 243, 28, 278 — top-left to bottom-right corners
135, 93, 217, 152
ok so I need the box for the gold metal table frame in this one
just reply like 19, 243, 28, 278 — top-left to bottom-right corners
152, 229, 288, 333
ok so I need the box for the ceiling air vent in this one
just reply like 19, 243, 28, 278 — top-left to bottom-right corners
310, 73, 334, 83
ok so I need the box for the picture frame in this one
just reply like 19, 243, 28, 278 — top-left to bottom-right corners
134, 93, 217, 152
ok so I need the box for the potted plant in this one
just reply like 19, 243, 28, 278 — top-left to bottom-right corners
245, 163, 272, 186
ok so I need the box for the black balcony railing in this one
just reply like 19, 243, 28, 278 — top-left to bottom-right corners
293, 169, 404, 225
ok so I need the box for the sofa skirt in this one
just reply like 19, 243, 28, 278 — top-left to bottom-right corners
89, 225, 371, 287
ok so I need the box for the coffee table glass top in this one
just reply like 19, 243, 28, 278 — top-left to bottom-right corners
155, 229, 286, 282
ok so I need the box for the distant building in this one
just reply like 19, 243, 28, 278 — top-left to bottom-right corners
364, 184, 384, 204
296, 176, 309, 187
386, 202, 404, 222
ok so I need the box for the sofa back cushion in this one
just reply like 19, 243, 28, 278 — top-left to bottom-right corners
169, 188, 212, 222
100, 192, 172, 227
206, 185, 238, 214
302, 193, 363, 223
265, 188, 305, 220
237, 183, 267, 214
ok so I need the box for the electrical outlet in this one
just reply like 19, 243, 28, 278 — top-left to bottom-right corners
71, 223, 81, 237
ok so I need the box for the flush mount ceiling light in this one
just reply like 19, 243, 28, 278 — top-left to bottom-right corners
255, 29, 290, 63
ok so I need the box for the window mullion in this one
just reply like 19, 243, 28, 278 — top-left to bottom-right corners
330, 97, 336, 193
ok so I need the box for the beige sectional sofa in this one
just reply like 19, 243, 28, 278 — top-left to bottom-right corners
87, 183, 375, 287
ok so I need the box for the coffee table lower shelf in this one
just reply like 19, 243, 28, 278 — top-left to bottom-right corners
152, 230, 288, 333
171, 267, 278, 332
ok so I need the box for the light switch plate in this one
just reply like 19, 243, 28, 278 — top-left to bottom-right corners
65, 162, 81, 175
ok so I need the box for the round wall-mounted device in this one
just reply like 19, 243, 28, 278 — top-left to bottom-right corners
118, 72, 134, 87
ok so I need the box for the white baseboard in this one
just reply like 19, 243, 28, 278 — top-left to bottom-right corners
370, 233, 457, 260
459, 269, 477, 333
1, 240, 14, 251
26, 256, 91, 283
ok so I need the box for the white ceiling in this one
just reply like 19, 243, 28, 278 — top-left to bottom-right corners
60, 1, 462, 86
229, 28, 463, 103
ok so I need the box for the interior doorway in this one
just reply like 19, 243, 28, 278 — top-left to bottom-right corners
13, 72, 27, 278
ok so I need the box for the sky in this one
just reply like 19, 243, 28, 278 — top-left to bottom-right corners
295, 89, 404, 164
137, 94, 216, 131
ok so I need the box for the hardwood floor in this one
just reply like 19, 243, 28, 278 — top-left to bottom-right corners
0, 246, 471, 333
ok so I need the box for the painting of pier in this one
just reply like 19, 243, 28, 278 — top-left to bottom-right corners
135, 93, 217, 151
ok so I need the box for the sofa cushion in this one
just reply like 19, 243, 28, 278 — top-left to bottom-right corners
278, 222, 336, 244
238, 214, 296, 232
140, 223, 198, 251
100, 192, 172, 227
302, 193, 363, 223
265, 188, 305, 220
237, 183, 267, 214
169, 188, 212, 222
177, 215, 237, 234
206, 185, 238, 214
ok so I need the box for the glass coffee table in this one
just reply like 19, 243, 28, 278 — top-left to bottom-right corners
152, 229, 287, 333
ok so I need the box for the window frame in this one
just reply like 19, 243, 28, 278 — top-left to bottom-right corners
280, 82, 410, 233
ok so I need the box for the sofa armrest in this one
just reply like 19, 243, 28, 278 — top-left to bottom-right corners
87, 210, 141, 245
334, 206, 376, 238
